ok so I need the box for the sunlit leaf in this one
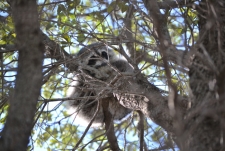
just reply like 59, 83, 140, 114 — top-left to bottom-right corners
107, 1, 117, 13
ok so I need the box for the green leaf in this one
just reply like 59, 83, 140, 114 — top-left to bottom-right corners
63, 34, 71, 43
57, 4, 66, 14
0, 40, 6, 45
96, 12, 104, 20
46, 23, 54, 30
107, 1, 117, 13
118, 2, 128, 13
74, 0, 81, 7
77, 33, 85, 42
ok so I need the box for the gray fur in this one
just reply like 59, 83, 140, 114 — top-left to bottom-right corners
66, 43, 132, 126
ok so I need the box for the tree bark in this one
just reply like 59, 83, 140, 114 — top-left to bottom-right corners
0, 0, 44, 151
188, 0, 225, 150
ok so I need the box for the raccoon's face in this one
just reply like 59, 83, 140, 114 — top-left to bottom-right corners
77, 43, 117, 79
87, 48, 111, 67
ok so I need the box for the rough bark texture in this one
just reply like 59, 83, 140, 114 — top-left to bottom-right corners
188, 0, 225, 150
0, 0, 44, 151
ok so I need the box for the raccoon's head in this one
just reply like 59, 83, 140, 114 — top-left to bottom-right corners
77, 43, 117, 79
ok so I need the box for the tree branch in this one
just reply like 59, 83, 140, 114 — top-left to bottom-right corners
102, 97, 121, 151
157, 0, 193, 9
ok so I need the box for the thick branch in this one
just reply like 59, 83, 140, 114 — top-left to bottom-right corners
123, 4, 135, 60
102, 97, 121, 151
114, 72, 188, 134
157, 0, 193, 9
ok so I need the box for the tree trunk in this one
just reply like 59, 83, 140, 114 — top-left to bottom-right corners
188, 0, 225, 150
0, 0, 44, 151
